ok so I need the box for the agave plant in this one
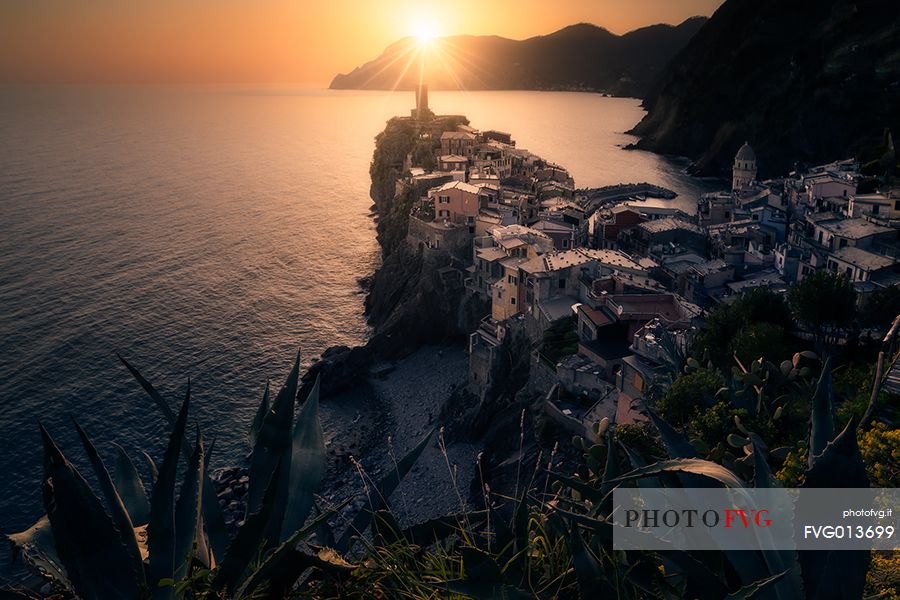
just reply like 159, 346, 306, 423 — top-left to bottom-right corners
352, 354, 875, 600
7, 351, 433, 599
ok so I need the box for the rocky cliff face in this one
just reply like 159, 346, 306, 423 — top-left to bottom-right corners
630, 0, 900, 176
303, 116, 487, 395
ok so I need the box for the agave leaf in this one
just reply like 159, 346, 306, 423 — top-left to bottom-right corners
618, 441, 661, 489
234, 497, 350, 599
488, 503, 515, 557
372, 509, 404, 547
568, 524, 605, 598
599, 432, 620, 500
608, 458, 746, 488
173, 431, 204, 581
548, 472, 602, 502
336, 429, 434, 552
112, 443, 151, 526
548, 505, 613, 542
441, 580, 532, 600
72, 422, 145, 584
213, 461, 282, 593
239, 546, 354, 600
808, 356, 834, 468
120, 355, 228, 562
247, 351, 300, 519
658, 551, 729, 599
280, 376, 326, 542
201, 475, 229, 564
147, 384, 191, 599
513, 493, 529, 555
6, 516, 71, 589
448, 548, 529, 600
800, 419, 869, 600
118, 354, 176, 423
141, 450, 159, 487
646, 407, 698, 459
462, 546, 503, 581
249, 381, 270, 446
39, 424, 141, 600
400, 511, 487, 547
724, 570, 788, 600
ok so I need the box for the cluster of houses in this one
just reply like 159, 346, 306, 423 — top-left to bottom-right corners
397, 93, 900, 440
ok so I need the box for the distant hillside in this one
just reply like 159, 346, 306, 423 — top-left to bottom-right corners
630, 0, 900, 176
329, 18, 707, 98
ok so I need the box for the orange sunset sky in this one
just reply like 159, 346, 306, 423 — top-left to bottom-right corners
0, 0, 722, 85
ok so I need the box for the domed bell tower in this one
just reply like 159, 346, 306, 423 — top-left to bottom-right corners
732, 142, 757, 191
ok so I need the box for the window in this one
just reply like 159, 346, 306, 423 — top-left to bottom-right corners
507, 275, 517, 285
439, 195, 450, 204
562, 239, 570, 249
558, 278, 566, 289
839, 239, 847, 248
438, 209, 450, 218
894, 200, 900, 211
510, 297, 516, 305
872, 204, 880, 214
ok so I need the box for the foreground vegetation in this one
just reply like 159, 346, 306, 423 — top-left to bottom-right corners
6, 277, 899, 599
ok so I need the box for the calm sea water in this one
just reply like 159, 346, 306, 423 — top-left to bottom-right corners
0, 87, 716, 557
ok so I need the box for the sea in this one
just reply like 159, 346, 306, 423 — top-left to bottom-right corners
0, 87, 719, 573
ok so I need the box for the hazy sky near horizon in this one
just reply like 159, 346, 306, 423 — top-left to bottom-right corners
0, 1, 723, 85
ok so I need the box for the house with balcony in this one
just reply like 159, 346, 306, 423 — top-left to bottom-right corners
440, 130, 477, 157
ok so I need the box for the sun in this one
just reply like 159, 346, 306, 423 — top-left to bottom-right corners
412, 18, 438, 45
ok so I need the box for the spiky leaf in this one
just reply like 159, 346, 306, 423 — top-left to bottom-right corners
173, 432, 203, 581
247, 351, 300, 522
249, 380, 270, 446
608, 458, 746, 488
73, 422, 144, 584
112, 443, 151, 525
6, 516, 71, 589
808, 357, 834, 468
40, 425, 141, 599
147, 384, 191, 599
280, 376, 326, 541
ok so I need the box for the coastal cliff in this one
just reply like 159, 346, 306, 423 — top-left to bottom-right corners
304, 116, 487, 395
330, 19, 706, 99
630, 0, 900, 176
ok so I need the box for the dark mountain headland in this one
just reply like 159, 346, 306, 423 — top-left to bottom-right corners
329, 18, 707, 98
630, 0, 900, 177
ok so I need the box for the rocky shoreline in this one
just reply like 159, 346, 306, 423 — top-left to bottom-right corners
211, 345, 479, 536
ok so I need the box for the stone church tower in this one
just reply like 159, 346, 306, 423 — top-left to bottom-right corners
732, 142, 757, 191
